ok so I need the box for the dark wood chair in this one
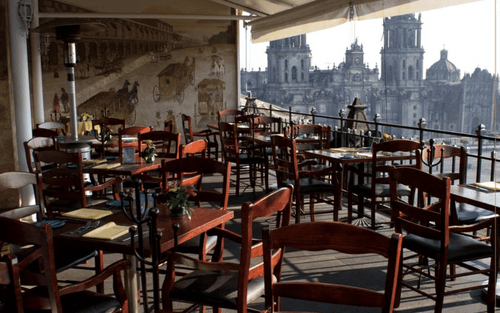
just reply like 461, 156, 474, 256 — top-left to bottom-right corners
24, 137, 57, 173
181, 114, 218, 159
0, 216, 130, 313
180, 139, 207, 158
0, 254, 23, 313
118, 125, 152, 163
162, 185, 294, 313
271, 135, 342, 223
35, 122, 66, 136
390, 167, 498, 313
421, 144, 495, 225
254, 115, 283, 136
34, 150, 122, 214
262, 222, 403, 313
347, 139, 424, 229
217, 109, 244, 124
92, 118, 126, 158
159, 156, 231, 261
164, 119, 174, 132
138, 131, 181, 159
219, 121, 269, 196
0, 171, 104, 290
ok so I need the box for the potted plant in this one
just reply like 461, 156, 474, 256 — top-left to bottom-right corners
142, 140, 157, 163
164, 184, 195, 218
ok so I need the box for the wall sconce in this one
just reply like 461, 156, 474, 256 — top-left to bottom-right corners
40, 33, 51, 55
18, 0, 34, 37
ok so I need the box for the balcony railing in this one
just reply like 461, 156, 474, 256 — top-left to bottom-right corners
244, 103, 500, 184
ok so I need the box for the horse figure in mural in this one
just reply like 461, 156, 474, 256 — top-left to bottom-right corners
128, 81, 140, 106
118, 80, 130, 94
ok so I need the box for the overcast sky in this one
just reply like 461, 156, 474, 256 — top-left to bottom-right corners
240, 0, 497, 79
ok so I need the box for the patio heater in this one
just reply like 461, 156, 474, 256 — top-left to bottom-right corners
33, 19, 105, 142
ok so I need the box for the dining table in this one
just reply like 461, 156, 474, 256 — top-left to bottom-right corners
51, 206, 234, 313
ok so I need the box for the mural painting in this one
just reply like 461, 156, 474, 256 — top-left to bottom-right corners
38, 0, 237, 133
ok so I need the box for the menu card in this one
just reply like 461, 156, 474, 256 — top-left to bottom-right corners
473, 181, 500, 191
62, 208, 113, 220
93, 163, 121, 169
83, 222, 130, 240
83, 159, 107, 165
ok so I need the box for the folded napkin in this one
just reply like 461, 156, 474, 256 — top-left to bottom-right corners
93, 163, 121, 169
330, 147, 358, 152
83, 159, 107, 165
83, 222, 130, 240
62, 208, 113, 220
473, 181, 500, 191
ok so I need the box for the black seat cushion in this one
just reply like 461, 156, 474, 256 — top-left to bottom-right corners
454, 202, 497, 224
404, 232, 494, 263
353, 183, 411, 198
23, 289, 121, 313
177, 234, 218, 255
170, 270, 268, 309
283, 178, 334, 194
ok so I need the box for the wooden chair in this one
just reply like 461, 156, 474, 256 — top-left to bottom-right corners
0, 216, 130, 313
421, 144, 495, 225
34, 150, 122, 214
118, 125, 152, 163
138, 131, 181, 159
35, 122, 66, 136
0, 171, 105, 291
164, 119, 174, 132
180, 139, 207, 158
271, 135, 341, 223
217, 109, 244, 124
181, 114, 219, 159
254, 115, 283, 136
390, 167, 498, 313
219, 121, 269, 196
0, 254, 23, 313
162, 185, 294, 313
347, 139, 424, 229
262, 222, 403, 313
159, 156, 231, 261
24, 137, 57, 173
92, 118, 126, 158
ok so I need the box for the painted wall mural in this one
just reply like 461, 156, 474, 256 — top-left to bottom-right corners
39, 0, 237, 134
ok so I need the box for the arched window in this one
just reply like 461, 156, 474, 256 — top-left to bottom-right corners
285, 60, 288, 70
301, 72, 304, 81
301, 59, 304, 69
292, 67, 297, 82
285, 73, 288, 82
408, 66, 414, 79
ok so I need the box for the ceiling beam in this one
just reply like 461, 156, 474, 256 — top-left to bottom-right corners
38, 12, 259, 21
208, 0, 270, 16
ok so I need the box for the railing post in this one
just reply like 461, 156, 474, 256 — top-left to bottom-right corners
289, 107, 292, 127
269, 104, 273, 117
310, 107, 316, 124
490, 150, 496, 181
373, 114, 381, 138
476, 124, 486, 182
339, 109, 345, 147
418, 118, 427, 143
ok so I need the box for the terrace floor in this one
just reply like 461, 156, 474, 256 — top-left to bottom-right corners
58, 169, 498, 313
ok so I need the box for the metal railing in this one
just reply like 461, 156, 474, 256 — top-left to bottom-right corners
247, 104, 500, 184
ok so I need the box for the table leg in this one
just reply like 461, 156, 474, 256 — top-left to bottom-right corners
125, 254, 138, 313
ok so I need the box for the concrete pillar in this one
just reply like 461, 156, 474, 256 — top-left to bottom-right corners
30, 0, 44, 124
8, 0, 34, 205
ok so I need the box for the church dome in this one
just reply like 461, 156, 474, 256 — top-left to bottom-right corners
426, 49, 460, 83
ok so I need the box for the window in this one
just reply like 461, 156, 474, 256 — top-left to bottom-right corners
285, 73, 288, 82
285, 60, 288, 70
301, 59, 304, 69
292, 67, 297, 82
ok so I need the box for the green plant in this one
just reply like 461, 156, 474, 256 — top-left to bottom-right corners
165, 184, 195, 218
142, 140, 157, 163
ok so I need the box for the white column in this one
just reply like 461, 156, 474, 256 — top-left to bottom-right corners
8, 0, 34, 205
30, 0, 45, 124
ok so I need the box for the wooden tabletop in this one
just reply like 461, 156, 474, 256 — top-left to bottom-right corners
83, 157, 172, 177
52, 207, 234, 255
305, 148, 414, 164
450, 185, 500, 212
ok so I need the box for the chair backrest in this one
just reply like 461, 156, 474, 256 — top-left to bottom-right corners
218, 122, 239, 162
161, 156, 231, 211
180, 114, 194, 144
36, 122, 66, 136
24, 137, 57, 173
92, 117, 126, 135
391, 167, 451, 263
286, 124, 324, 152
262, 221, 403, 313
180, 139, 207, 158
164, 120, 174, 133
0, 253, 23, 313
217, 109, 244, 123
0, 171, 43, 220
138, 131, 181, 159
370, 140, 423, 187
34, 150, 87, 213
271, 135, 299, 187
0, 216, 62, 312
118, 125, 152, 162
421, 144, 466, 184
255, 115, 283, 135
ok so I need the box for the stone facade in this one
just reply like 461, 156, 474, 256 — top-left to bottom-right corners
242, 13, 498, 137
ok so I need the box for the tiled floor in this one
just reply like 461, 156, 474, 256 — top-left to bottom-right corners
58, 170, 497, 312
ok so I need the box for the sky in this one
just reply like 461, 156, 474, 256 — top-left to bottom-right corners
239, 0, 498, 79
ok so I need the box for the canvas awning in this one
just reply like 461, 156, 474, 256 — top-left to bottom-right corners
246, 0, 484, 43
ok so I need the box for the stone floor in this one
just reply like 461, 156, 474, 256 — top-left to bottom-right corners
58, 169, 498, 313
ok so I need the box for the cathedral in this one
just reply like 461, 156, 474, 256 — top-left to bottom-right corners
241, 13, 499, 137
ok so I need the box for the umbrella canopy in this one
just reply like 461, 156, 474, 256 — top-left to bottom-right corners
248, 0, 484, 43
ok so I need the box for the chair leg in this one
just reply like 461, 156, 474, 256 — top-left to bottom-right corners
434, 261, 447, 313
309, 194, 315, 222
96, 250, 104, 293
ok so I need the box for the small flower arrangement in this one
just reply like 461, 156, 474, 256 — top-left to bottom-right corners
381, 133, 393, 142
80, 112, 94, 121
165, 184, 195, 218
142, 140, 157, 163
